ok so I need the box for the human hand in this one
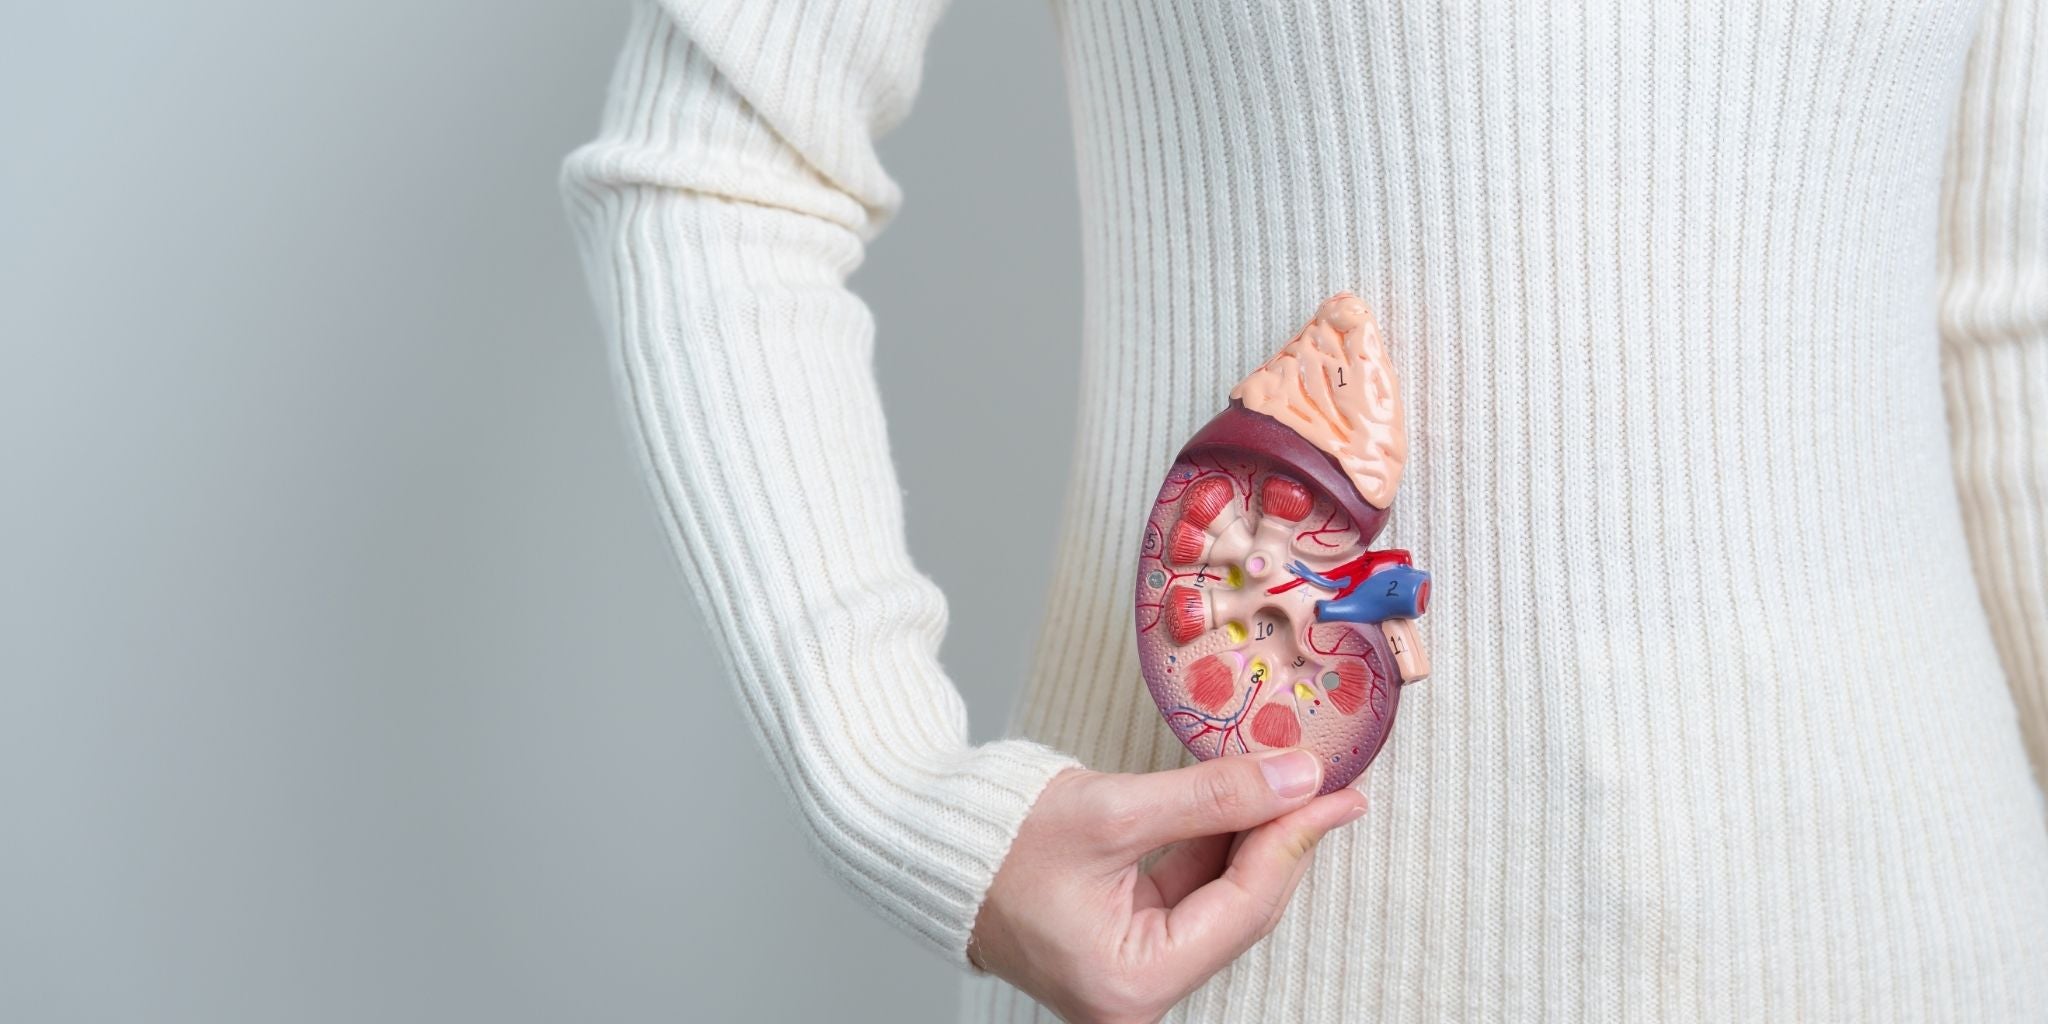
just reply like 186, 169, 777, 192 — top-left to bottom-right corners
966, 750, 1368, 1024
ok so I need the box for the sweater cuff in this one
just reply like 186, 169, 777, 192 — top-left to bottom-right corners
856, 739, 1084, 968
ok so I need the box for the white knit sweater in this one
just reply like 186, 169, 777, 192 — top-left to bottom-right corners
560, 0, 2048, 1019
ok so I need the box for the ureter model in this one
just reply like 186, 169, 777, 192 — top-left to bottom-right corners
1133, 292, 1432, 795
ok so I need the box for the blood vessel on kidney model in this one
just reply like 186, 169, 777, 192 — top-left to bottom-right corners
1133, 292, 1432, 794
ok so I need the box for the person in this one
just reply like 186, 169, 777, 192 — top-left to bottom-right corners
558, 0, 2048, 1019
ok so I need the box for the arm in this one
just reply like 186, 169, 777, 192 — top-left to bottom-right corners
559, 7, 1369, 1014
556, 0, 1083, 963
1940, 0, 2048, 799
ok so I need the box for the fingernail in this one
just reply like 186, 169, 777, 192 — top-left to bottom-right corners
1340, 797, 1369, 824
1259, 749, 1320, 799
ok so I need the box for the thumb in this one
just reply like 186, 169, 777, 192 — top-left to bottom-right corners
1160, 788, 1367, 970
1099, 749, 1326, 856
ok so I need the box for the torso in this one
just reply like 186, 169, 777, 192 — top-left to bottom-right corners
965, 1, 2048, 1019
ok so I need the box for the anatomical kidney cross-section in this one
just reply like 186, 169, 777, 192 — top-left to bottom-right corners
1134, 292, 1432, 794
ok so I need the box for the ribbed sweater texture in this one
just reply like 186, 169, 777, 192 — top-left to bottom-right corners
560, 1, 2048, 1020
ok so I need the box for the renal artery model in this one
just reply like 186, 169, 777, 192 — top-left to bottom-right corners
1133, 292, 1431, 794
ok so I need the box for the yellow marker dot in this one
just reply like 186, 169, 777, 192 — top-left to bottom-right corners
1249, 659, 1269, 683
1225, 565, 1245, 588
1224, 622, 1249, 644
1294, 682, 1316, 702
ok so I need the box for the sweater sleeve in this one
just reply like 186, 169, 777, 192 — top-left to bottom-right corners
556, 0, 1082, 964
1939, 0, 2048, 800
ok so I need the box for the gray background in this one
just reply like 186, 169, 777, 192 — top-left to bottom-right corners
1, 2, 1078, 1021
